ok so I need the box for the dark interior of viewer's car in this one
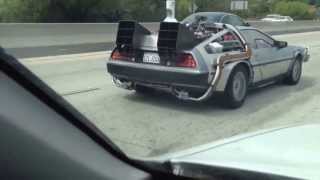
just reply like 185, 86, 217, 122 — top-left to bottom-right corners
0, 47, 303, 180
0, 0, 317, 179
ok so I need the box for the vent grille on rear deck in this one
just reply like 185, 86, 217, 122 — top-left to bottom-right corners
158, 22, 179, 50
116, 21, 151, 48
158, 22, 200, 52
116, 21, 136, 46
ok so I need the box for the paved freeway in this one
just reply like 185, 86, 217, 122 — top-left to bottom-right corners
17, 31, 320, 157
2, 21, 320, 58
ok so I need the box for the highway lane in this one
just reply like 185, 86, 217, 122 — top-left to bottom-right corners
2, 21, 320, 49
2, 21, 320, 58
5, 42, 114, 59
0, 23, 158, 58
19, 31, 320, 157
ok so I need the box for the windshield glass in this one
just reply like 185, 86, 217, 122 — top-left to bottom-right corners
0, 0, 318, 160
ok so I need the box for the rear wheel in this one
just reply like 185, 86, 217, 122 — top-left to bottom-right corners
134, 84, 155, 94
284, 58, 302, 85
223, 65, 249, 109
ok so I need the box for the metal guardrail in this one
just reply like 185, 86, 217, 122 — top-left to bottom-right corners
1, 21, 320, 49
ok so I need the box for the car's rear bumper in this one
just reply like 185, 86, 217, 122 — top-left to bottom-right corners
107, 61, 210, 91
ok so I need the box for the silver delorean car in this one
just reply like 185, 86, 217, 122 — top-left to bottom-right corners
107, 13, 309, 108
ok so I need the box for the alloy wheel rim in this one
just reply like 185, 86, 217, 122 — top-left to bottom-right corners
233, 71, 247, 102
292, 60, 301, 82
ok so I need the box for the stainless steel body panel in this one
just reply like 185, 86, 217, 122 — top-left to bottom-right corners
215, 60, 253, 92
253, 47, 292, 79
107, 21, 310, 102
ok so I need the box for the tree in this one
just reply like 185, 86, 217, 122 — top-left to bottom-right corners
176, 0, 192, 20
0, 0, 123, 22
195, 0, 230, 12
0, 0, 317, 22
0, 0, 49, 22
124, 0, 165, 22
309, 0, 320, 6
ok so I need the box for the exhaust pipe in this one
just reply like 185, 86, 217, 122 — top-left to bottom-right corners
164, 0, 177, 22
113, 77, 133, 90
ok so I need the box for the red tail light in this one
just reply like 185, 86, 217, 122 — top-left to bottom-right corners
111, 49, 134, 61
176, 53, 197, 68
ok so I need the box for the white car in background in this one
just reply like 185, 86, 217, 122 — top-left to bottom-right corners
262, 14, 294, 22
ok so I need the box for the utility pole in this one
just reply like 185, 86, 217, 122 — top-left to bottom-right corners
226, 0, 230, 12
192, 0, 195, 13
191, 0, 198, 13
164, 0, 178, 22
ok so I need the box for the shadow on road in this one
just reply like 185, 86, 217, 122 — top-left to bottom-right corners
124, 76, 316, 115
104, 76, 317, 157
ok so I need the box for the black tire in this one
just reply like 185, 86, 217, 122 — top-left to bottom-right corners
134, 84, 155, 94
284, 58, 302, 85
222, 65, 249, 109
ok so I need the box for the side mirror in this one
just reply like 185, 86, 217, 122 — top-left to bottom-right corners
206, 42, 223, 54
274, 41, 288, 48
244, 22, 251, 26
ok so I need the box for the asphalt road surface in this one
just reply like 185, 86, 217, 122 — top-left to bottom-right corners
17, 31, 320, 157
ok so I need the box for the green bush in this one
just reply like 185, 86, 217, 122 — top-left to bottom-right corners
248, 0, 271, 18
0, 0, 124, 22
274, 1, 316, 19
176, 0, 191, 20
0, 0, 49, 22
0, 0, 317, 22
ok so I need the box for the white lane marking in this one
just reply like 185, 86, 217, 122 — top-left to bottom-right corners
61, 87, 100, 97
22, 51, 111, 65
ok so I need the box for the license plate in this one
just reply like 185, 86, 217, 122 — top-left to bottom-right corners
143, 53, 160, 64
